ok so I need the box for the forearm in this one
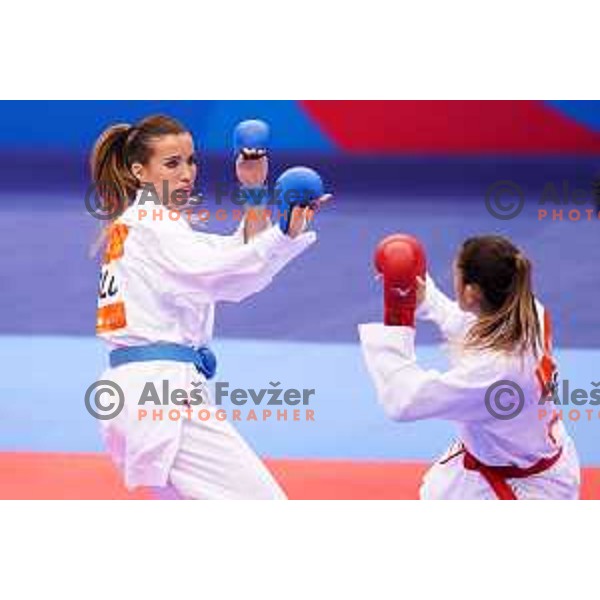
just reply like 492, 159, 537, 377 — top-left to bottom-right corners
358, 322, 496, 422
416, 274, 473, 341
209, 227, 316, 302
243, 206, 271, 243
359, 323, 429, 420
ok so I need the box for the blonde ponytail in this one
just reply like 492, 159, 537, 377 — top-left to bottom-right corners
460, 236, 542, 355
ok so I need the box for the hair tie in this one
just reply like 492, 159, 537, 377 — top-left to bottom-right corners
124, 125, 138, 143
120, 126, 138, 165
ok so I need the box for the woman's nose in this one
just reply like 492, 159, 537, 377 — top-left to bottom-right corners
181, 163, 195, 182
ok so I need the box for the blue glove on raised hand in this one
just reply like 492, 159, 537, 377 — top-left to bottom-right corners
234, 119, 270, 208
275, 166, 325, 235
233, 119, 270, 160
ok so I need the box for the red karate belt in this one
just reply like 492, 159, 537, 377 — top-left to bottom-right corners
462, 446, 563, 500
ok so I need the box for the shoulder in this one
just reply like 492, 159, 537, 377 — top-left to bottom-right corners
120, 203, 191, 235
454, 346, 531, 384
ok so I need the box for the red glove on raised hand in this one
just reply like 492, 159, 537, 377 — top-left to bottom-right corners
374, 234, 426, 327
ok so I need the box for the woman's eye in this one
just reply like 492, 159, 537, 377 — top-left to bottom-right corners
189, 155, 199, 166
165, 160, 180, 169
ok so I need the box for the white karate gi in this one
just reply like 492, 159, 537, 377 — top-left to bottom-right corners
359, 275, 580, 500
96, 193, 316, 499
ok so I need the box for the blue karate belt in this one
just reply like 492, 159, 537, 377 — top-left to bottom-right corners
109, 343, 217, 379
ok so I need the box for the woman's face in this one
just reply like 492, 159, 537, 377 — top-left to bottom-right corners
132, 133, 197, 207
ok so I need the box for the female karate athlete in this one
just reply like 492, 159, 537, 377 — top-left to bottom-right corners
359, 234, 580, 499
92, 114, 328, 499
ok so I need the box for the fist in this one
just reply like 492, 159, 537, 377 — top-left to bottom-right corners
275, 166, 326, 235
374, 234, 426, 327
233, 119, 270, 160
374, 234, 426, 284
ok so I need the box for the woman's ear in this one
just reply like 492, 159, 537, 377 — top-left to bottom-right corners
130, 162, 144, 182
463, 283, 483, 312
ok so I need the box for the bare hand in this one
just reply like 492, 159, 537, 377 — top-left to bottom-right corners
286, 194, 332, 238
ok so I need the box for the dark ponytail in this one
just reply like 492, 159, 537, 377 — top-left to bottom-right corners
458, 235, 542, 355
90, 123, 139, 218
89, 115, 188, 256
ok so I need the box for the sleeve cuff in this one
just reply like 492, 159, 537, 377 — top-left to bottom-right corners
252, 225, 316, 261
358, 322, 417, 360
415, 273, 441, 321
